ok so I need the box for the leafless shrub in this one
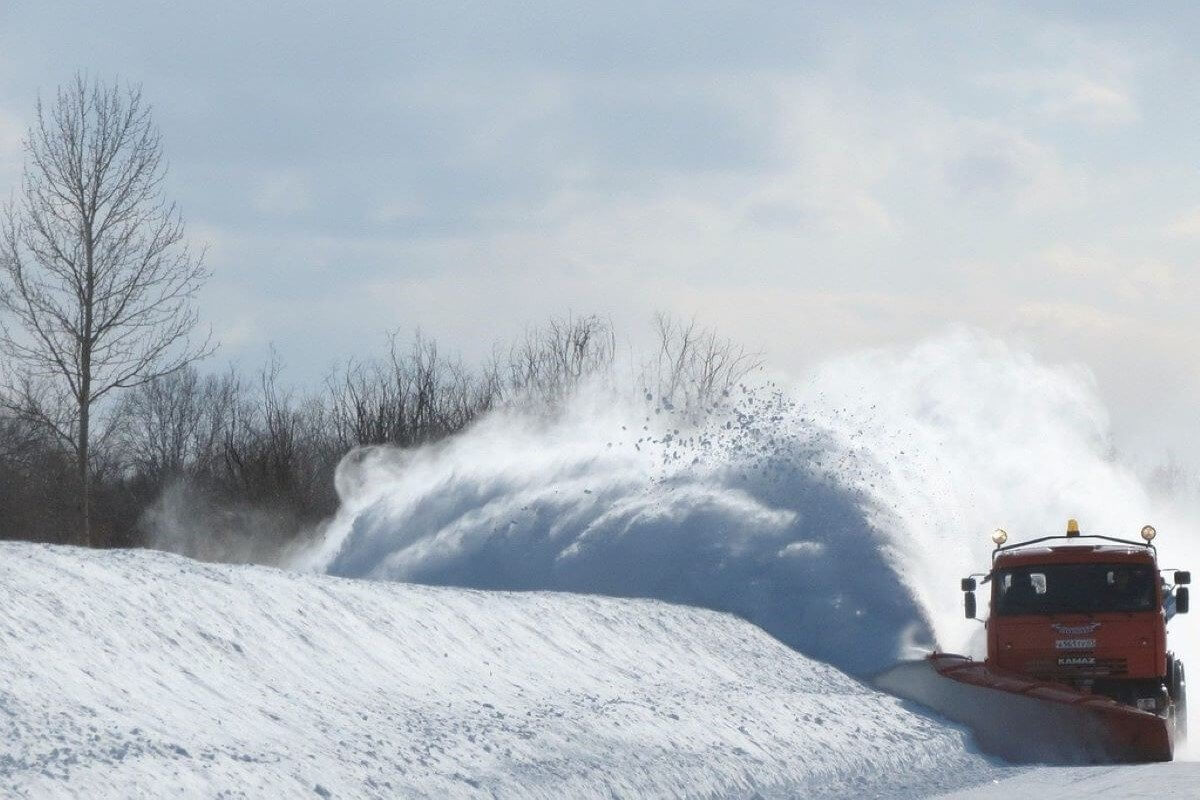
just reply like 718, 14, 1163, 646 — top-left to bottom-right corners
327, 330, 501, 450
120, 366, 239, 478
505, 314, 615, 406
643, 312, 762, 414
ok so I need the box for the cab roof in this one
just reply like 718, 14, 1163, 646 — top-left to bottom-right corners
993, 543, 1157, 569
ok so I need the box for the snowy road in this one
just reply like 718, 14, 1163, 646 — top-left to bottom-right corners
937, 763, 1200, 798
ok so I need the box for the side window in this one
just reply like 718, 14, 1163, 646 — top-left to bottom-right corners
1031, 573, 1047, 595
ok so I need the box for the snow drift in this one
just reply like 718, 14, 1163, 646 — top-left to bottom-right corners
304, 330, 1196, 677
0, 542, 1004, 798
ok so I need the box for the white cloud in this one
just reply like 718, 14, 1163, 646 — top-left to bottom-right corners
915, 114, 1083, 214
1040, 244, 1109, 277
758, 78, 900, 236
186, 60, 1144, 388
251, 170, 313, 216
1162, 207, 1200, 239
213, 315, 261, 349
1051, 78, 1137, 125
975, 23, 1141, 128
977, 69, 1137, 126
0, 108, 24, 187
1119, 261, 1174, 299
1037, 245, 1175, 302
370, 196, 423, 224
2, 3, 1182, 459
1012, 300, 1122, 336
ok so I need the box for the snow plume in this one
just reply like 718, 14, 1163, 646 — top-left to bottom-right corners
142, 482, 318, 566
302, 389, 925, 675
302, 329, 1198, 677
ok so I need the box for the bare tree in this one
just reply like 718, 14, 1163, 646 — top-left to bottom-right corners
0, 74, 211, 545
644, 312, 762, 413
326, 330, 501, 449
120, 366, 238, 478
507, 314, 615, 405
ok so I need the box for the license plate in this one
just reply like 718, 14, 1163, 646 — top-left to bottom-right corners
1055, 638, 1096, 650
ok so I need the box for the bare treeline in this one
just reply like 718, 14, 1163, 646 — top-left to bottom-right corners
0, 76, 762, 557
0, 314, 759, 556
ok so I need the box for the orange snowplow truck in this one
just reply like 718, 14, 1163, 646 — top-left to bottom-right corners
877, 519, 1190, 762
955, 520, 1190, 761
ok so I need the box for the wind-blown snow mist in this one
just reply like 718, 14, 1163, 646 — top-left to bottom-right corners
300, 330, 1198, 678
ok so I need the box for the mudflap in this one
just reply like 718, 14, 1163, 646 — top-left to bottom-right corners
874, 654, 1173, 764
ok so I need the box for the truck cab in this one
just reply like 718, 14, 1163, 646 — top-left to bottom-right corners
962, 521, 1189, 733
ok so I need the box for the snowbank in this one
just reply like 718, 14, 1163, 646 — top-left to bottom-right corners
0, 543, 1002, 798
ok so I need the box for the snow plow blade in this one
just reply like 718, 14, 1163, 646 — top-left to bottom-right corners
875, 654, 1173, 764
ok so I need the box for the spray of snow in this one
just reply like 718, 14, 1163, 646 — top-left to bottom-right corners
140, 481, 320, 565
299, 328, 1200, 689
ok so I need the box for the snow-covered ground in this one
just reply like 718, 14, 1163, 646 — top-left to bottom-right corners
937, 763, 1200, 799
0, 542, 1007, 799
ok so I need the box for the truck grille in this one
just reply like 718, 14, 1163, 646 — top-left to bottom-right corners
1028, 657, 1129, 677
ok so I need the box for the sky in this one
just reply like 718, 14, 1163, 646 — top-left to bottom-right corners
1, 1, 1199, 461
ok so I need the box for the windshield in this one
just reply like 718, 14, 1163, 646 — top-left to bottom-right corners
993, 563, 1157, 615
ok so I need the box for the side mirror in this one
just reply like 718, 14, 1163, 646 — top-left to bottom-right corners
965, 591, 977, 619
961, 577, 977, 592
1176, 571, 1191, 585
1177, 587, 1189, 615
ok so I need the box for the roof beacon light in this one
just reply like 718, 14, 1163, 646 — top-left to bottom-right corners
1066, 518, 1080, 538
1141, 525, 1157, 542
992, 528, 1008, 546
